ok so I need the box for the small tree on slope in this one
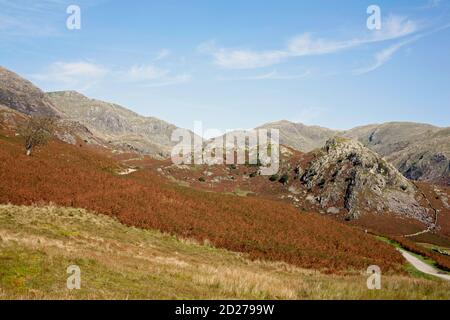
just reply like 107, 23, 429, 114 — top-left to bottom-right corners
20, 117, 55, 156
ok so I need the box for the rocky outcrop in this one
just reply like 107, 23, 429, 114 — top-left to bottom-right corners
299, 137, 430, 223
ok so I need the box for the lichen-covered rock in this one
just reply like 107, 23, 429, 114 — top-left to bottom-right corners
299, 137, 429, 222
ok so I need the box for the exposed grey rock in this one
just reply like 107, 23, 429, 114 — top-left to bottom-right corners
0, 66, 61, 118
299, 137, 428, 222
327, 207, 340, 214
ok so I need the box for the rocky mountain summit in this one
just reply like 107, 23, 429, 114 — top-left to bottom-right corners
0, 67, 61, 118
298, 137, 431, 223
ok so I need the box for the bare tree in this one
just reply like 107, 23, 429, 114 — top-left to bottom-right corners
20, 117, 56, 156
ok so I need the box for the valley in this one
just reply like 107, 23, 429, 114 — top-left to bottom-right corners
0, 65, 450, 299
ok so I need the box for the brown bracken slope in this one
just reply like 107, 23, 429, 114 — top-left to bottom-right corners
0, 123, 404, 274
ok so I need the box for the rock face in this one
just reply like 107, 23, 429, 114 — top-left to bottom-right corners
47, 91, 188, 158
299, 137, 430, 223
0, 66, 61, 118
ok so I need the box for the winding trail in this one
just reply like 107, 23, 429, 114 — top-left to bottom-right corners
398, 249, 450, 281
404, 182, 438, 238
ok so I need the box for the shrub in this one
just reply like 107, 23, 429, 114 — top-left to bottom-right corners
269, 174, 279, 182
279, 174, 289, 184
19, 117, 56, 156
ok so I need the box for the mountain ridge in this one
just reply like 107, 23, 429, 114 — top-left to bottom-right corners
0, 65, 447, 184
245, 119, 449, 185
47, 90, 196, 158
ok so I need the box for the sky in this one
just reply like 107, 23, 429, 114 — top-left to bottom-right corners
1, 0, 449, 132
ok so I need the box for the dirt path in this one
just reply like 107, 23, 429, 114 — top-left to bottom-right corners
404, 182, 438, 238
398, 249, 450, 281
118, 168, 138, 175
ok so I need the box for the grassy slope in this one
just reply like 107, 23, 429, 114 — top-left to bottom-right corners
1, 205, 450, 300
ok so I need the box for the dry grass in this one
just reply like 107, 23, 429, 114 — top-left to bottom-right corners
1, 204, 449, 300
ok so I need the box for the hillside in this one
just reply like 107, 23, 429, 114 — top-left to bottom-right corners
1, 65, 450, 299
47, 91, 188, 158
0, 125, 409, 274
2, 204, 450, 299
156, 139, 450, 242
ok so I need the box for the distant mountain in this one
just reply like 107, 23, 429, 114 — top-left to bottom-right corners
0, 66, 189, 157
256, 120, 337, 152
254, 120, 450, 185
343, 123, 450, 186
1, 65, 448, 184
47, 91, 187, 158
0, 66, 61, 118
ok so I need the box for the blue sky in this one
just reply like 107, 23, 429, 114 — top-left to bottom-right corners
1, 0, 449, 131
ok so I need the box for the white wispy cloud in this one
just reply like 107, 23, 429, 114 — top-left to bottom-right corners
199, 41, 288, 69
353, 41, 413, 75
124, 65, 169, 82
122, 64, 192, 87
32, 58, 192, 92
154, 48, 172, 61
354, 22, 450, 75
31, 61, 109, 90
199, 15, 420, 70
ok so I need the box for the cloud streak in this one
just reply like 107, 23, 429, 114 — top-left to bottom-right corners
354, 22, 450, 75
32, 61, 109, 90
199, 15, 420, 70
32, 58, 192, 91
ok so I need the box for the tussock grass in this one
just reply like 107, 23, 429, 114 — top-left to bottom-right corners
1, 204, 449, 300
